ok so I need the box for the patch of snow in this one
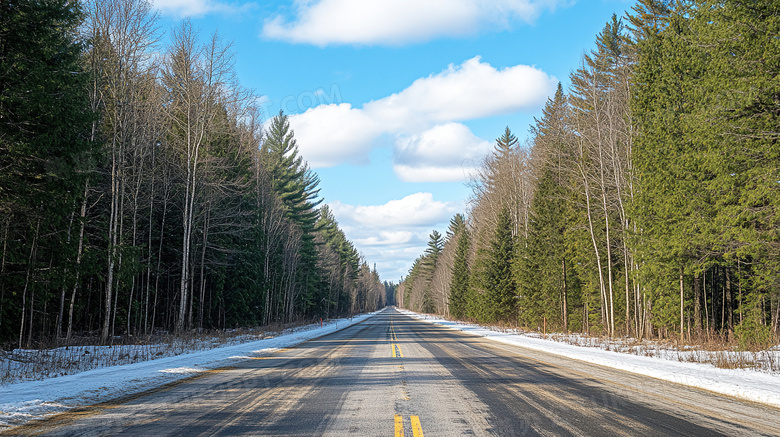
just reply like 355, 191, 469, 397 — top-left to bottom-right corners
158, 367, 205, 374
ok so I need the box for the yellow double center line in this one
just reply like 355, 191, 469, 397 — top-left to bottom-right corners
390, 319, 403, 358
395, 414, 424, 437
390, 317, 423, 436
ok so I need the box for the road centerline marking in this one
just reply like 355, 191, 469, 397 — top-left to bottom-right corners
394, 415, 424, 437
394, 414, 404, 437
411, 415, 424, 437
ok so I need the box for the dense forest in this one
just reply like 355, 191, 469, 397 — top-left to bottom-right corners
399, 0, 780, 347
0, 0, 386, 349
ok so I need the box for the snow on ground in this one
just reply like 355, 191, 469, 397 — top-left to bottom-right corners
399, 309, 780, 409
0, 313, 375, 430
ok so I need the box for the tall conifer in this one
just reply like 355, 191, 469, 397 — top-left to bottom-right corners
448, 215, 471, 319
262, 111, 323, 318
474, 206, 517, 323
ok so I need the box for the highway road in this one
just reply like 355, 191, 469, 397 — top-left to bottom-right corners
8, 307, 780, 436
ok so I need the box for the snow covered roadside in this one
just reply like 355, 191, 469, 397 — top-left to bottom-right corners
400, 310, 780, 409
0, 312, 377, 430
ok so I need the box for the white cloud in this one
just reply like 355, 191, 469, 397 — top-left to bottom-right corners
355, 231, 414, 247
365, 57, 555, 126
330, 193, 457, 228
151, 0, 252, 17
328, 193, 462, 280
287, 57, 556, 177
153, 0, 209, 16
288, 103, 382, 167
394, 123, 491, 182
262, 0, 563, 46
392, 165, 472, 184
359, 235, 437, 281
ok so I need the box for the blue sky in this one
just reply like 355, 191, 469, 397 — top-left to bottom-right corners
151, 0, 633, 282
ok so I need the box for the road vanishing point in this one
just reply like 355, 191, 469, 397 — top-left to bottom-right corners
6, 307, 780, 436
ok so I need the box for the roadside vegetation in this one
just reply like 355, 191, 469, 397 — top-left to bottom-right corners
0, 317, 360, 385
399, 0, 780, 351
0, 0, 390, 353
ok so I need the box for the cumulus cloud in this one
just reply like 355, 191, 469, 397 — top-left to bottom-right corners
289, 103, 381, 167
365, 57, 555, 127
287, 57, 556, 177
328, 193, 462, 280
262, 0, 563, 46
355, 231, 414, 247
330, 192, 457, 228
394, 123, 491, 182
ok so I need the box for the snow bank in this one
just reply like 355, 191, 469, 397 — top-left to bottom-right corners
0, 313, 375, 430
401, 310, 780, 408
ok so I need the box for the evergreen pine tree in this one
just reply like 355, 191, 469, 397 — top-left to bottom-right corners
631, 1, 717, 334
494, 127, 518, 162
692, 0, 780, 334
0, 0, 95, 343
448, 215, 471, 319
517, 167, 568, 330
0, 0, 94, 208
474, 206, 517, 323
421, 231, 443, 313
261, 111, 323, 318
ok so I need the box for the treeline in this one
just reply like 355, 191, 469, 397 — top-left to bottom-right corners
0, 0, 384, 349
399, 0, 779, 345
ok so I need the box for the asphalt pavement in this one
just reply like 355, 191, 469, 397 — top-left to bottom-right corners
9, 308, 780, 436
